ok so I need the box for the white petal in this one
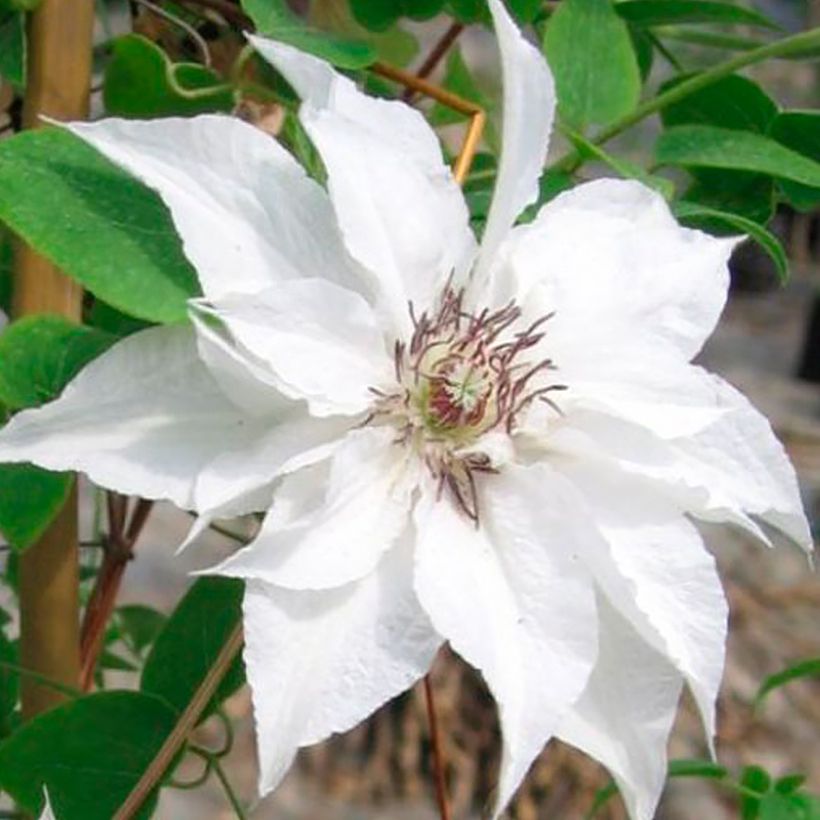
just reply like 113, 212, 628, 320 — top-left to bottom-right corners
553, 461, 728, 747
192, 278, 392, 417
249, 35, 475, 334
472, 0, 556, 289
492, 179, 736, 363
193, 413, 348, 518
38, 788, 56, 820
413, 470, 597, 816
241, 539, 441, 794
558, 596, 683, 820
64, 116, 363, 300
670, 377, 812, 552
550, 375, 811, 552
212, 427, 417, 589
192, 307, 295, 418
0, 326, 266, 509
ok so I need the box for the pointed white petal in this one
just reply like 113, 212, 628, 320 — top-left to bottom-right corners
38, 788, 56, 820
193, 413, 348, 518
473, 0, 555, 289
493, 179, 736, 363
192, 278, 392, 417
249, 35, 475, 333
550, 374, 811, 553
670, 377, 812, 552
241, 539, 441, 794
212, 427, 417, 589
553, 461, 728, 746
413, 470, 597, 815
64, 116, 363, 300
0, 326, 266, 509
558, 597, 683, 820
192, 307, 294, 418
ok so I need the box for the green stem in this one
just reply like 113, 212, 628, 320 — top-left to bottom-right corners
210, 756, 248, 820
549, 26, 820, 174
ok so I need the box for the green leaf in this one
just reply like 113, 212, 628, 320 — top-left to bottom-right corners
616, 0, 778, 29
141, 577, 244, 721
447, 0, 491, 23
0, 128, 200, 323
86, 299, 152, 338
0, 630, 18, 735
0, 690, 176, 819
0, 0, 41, 11
683, 168, 774, 225
0, 464, 73, 553
673, 201, 788, 282
0, 228, 11, 315
656, 125, 820, 187
0, 11, 25, 89
742, 765, 774, 820
754, 658, 820, 708
629, 24, 655, 81
769, 111, 820, 212
661, 73, 778, 134
0, 315, 115, 410
350, 0, 443, 31
760, 793, 820, 820
448, 0, 541, 24
776, 776, 808, 796
103, 35, 234, 118
98, 648, 138, 672
114, 605, 167, 656
543, 0, 641, 129
667, 759, 729, 780
242, 0, 376, 67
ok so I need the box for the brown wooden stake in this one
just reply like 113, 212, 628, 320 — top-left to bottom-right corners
14, 0, 95, 720
424, 675, 452, 820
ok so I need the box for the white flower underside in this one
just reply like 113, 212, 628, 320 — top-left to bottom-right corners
0, 1, 812, 818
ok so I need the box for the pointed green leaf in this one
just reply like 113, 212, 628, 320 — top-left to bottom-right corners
103, 35, 233, 118
242, 0, 376, 67
0, 464, 73, 553
350, 0, 443, 31
770, 111, 820, 212
0, 315, 115, 410
141, 577, 244, 721
543, 0, 641, 129
0, 690, 176, 819
656, 125, 820, 187
683, 168, 774, 225
760, 792, 820, 820
661, 74, 778, 134
754, 658, 820, 708
0, 128, 200, 323
673, 201, 787, 282
0, 11, 25, 89
615, 0, 778, 29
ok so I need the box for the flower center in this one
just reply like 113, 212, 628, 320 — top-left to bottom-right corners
369, 287, 564, 522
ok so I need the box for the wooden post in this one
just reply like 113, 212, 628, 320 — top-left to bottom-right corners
13, 0, 94, 720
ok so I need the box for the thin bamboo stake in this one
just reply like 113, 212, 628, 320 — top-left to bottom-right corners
14, 0, 95, 720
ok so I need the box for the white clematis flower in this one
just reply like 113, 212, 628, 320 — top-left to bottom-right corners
0, 0, 812, 816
